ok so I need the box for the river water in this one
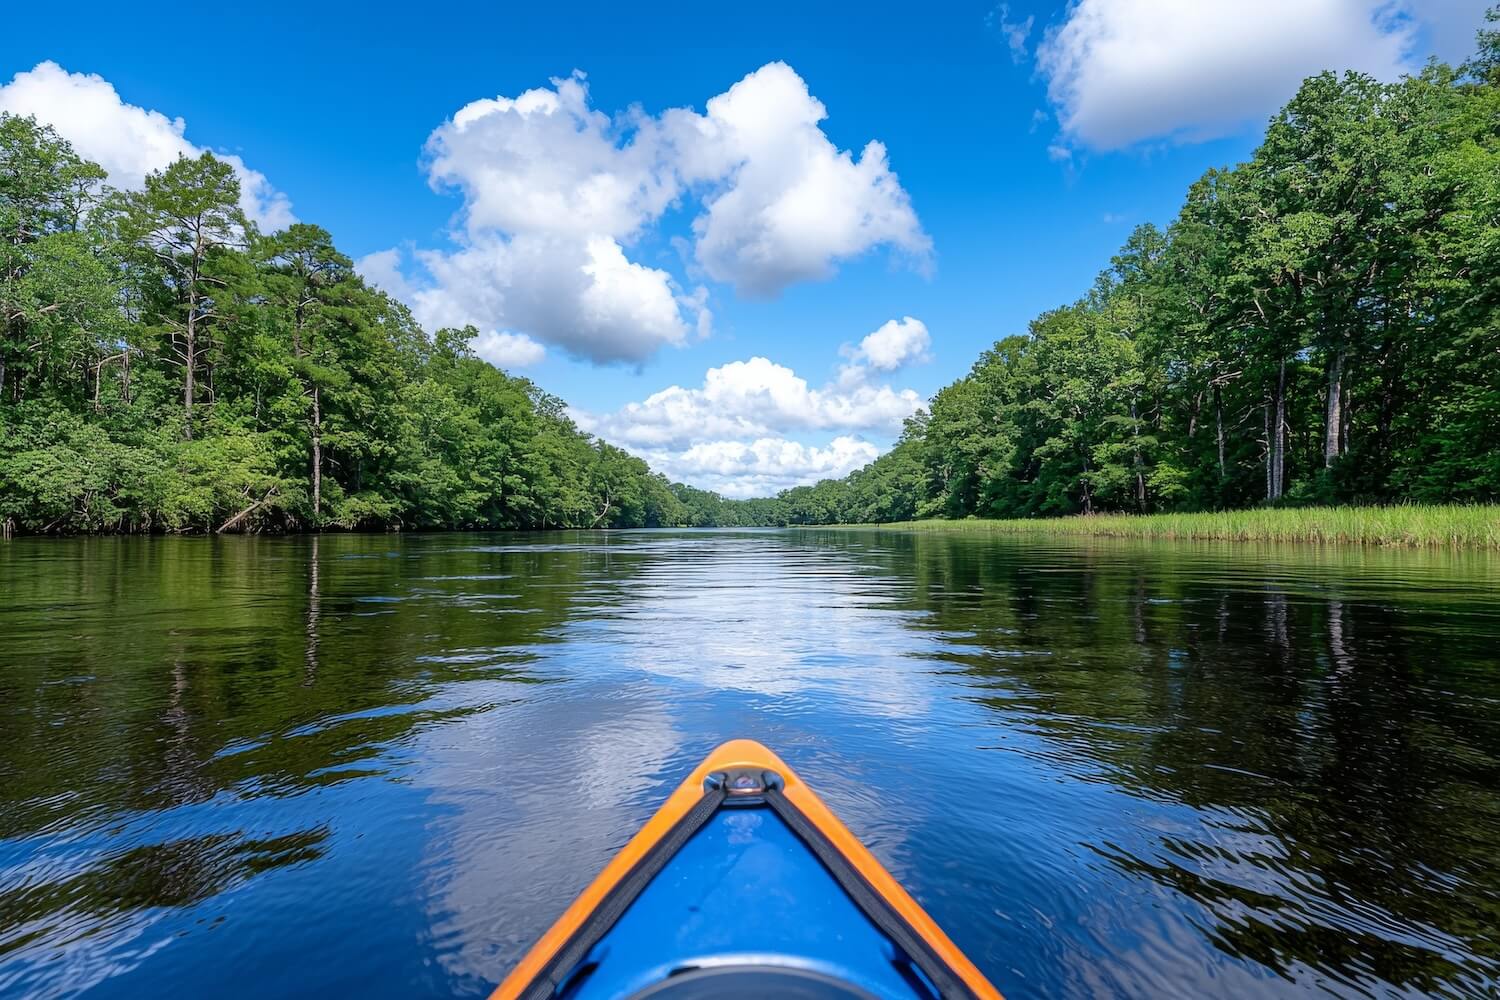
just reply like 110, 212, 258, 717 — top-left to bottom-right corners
1, 530, 1497, 999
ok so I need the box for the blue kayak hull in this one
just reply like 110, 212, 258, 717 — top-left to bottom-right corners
491, 741, 1001, 1000
564, 800, 938, 999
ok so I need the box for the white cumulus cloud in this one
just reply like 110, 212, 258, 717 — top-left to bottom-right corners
1035, 0, 1491, 152
576, 329, 929, 496
426, 72, 675, 242
355, 248, 415, 301
643, 436, 882, 499
581, 354, 923, 451
843, 316, 931, 372
667, 62, 931, 298
0, 62, 294, 229
472, 330, 546, 369
406, 235, 691, 365
373, 63, 928, 365
357, 247, 546, 368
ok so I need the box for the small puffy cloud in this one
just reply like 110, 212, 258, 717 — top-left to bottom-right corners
1034, 0, 1489, 152
363, 238, 692, 366
843, 316, 931, 372
669, 62, 931, 298
386, 62, 926, 364
408, 235, 692, 365
678, 285, 714, 340
358, 247, 544, 368
425, 72, 675, 242
576, 340, 925, 496
472, 331, 545, 368
355, 247, 416, 301
582, 355, 923, 450
0, 62, 294, 229
378, 72, 691, 364
640, 436, 881, 499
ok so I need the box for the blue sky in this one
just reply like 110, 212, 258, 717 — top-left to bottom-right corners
1, 1, 1490, 495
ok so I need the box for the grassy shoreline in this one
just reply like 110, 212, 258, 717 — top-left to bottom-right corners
829, 505, 1500, 549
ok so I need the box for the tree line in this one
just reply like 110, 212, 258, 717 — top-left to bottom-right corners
771, 21, 1499, 526
3, 17, 1496, 535
0, 116, 758, 534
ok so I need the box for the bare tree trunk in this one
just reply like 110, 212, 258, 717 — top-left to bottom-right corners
183, 328, 195, 439
1265, 402, 1273, 499
590, 491, 614, 528
184, 225, 204, 440
1266, 358, 1286, 501
1274, 358, 1286, 499
1131, 399, 1146, 510
311, 386, 322, 522
1214, 384, 1226, 479
1341, 387, 1352, 465
1324, 348, 1344, 468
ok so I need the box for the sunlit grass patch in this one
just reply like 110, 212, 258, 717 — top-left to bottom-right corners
833, 505, 1500, 549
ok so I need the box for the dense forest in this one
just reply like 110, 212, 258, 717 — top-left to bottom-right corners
2, 17, 1496, 535
774, 21, 1499, 526
0, 116, 740, 534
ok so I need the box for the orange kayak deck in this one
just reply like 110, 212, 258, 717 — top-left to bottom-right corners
491, 739, 1002, 1000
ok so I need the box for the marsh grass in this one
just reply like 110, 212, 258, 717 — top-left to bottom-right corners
830, 505, 1500, 549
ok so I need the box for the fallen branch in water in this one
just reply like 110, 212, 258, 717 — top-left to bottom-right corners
217, 488, 280, 534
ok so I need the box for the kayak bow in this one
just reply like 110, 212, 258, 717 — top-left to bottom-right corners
492, 739, 1002, 1000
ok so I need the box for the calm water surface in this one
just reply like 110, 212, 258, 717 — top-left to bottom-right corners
1, 530, 1498, 999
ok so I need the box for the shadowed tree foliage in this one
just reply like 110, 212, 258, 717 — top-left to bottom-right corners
762, 21, 1499, 524
0, 122, 750, 533
2, 16, 1497, 533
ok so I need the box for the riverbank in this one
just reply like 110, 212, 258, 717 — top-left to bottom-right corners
830, 505, 1500, 549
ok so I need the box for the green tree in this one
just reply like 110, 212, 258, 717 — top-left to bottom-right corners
0, 115, 114, 408
114, 153, 248, 439
253, 224, 357, 522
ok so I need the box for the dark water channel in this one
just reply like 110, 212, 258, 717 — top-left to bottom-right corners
1, 530, 1497, 998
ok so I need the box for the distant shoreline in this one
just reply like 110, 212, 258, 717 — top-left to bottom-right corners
823, 505, 1500, 550
6, 506, 1499, 548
